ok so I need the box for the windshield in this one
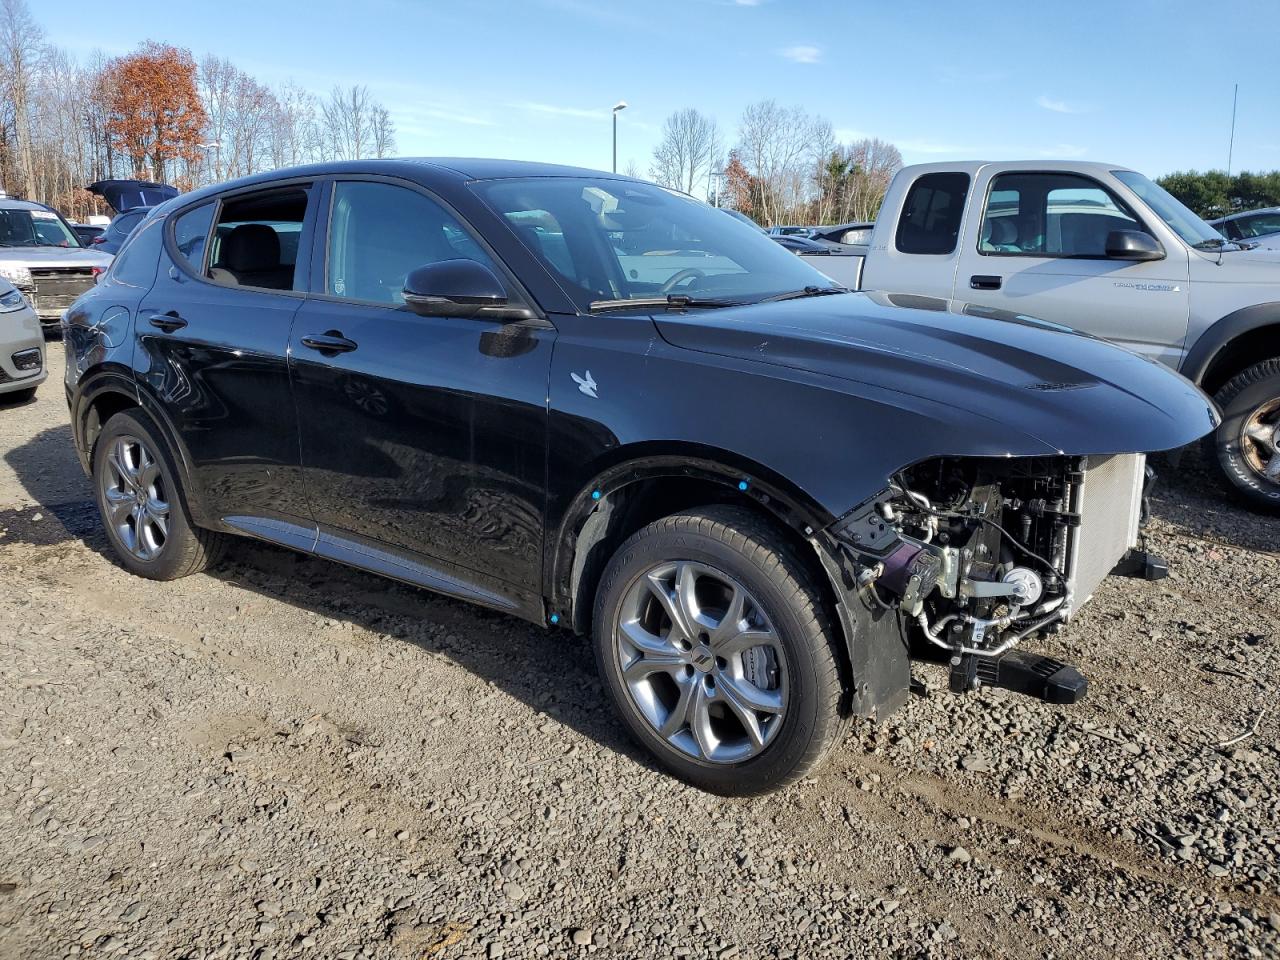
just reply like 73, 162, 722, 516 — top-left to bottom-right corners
472, 177, 837, 312
0, 207, 81, 248
1112, 171, 1225, 249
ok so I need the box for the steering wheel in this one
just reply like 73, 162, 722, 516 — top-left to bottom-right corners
659, 268, 706, 294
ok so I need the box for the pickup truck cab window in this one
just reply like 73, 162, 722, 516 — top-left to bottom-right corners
979, 172, 1141, 258
207, 187, 309, 292
894, 173, 969, 255
325, 180, 499, 305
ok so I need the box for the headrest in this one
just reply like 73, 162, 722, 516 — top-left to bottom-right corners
988, 218, 1016, 245
221, 223, 280, 272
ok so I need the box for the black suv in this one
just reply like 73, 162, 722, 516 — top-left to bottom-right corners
64, 160, 1215, 794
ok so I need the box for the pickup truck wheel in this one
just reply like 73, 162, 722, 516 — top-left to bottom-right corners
1211, 359, 1280, 513
593, 505, 847, 795
92, 409, 229, 579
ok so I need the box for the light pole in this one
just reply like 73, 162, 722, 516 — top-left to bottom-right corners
612, 101, 627, 173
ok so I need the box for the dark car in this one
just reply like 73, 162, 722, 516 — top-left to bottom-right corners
90, 208, 153, 256
72, 223, 105, 245
63, 159, 1215, 795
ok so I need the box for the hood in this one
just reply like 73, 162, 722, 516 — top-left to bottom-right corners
1189, 245, 1280, 280
0, 247, 114, 268
654, 290, 1217, 456
86, 179, 178, 213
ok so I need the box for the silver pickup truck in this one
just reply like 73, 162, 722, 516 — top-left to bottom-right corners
808, 160, 1280, 512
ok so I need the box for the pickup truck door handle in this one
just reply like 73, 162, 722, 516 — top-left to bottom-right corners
148, 311, 188, 332
299, 332, 359, 355
969, 275, 1003, 291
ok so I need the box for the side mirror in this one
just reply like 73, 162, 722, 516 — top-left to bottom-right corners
402, 259, 533, 320
1105, 230, 1165, 262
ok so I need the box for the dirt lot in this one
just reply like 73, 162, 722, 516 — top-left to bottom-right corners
1, 341, 1277, 960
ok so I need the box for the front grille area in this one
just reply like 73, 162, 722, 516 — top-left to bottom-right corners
1066, 453, 1145, 608
30, 267, 94, 315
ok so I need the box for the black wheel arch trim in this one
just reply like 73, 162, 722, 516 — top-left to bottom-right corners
1181, 301, 1280, 388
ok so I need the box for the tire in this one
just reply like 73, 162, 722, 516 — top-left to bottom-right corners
593, 505, 847, 795
92, 409, 228, 579
1210, 358, 1280, 513
1, 386, 37, 404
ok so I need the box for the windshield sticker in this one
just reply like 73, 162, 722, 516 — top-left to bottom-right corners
31, 210, 57, 219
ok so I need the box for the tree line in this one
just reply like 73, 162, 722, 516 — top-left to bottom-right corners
0, 0, 395, 220
1156, 169, 1280, 220
646, 100, 903, 227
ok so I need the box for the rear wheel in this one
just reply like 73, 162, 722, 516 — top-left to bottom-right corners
593, 506, 847, 795
1212, 359, 1280, 513
92, 409, 228, 579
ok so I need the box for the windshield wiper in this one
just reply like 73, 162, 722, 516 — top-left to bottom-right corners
1192, 237, 1242, 251
588, 294, 742, 313
754, 285, 850, 303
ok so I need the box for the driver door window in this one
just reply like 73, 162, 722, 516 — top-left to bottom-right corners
326, 181, 499, 305
980, 173, 1141, 258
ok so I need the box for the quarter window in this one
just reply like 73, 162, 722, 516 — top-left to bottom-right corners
326, 181, 499, 305
171, 203, 215, 273
207, 187, 310, 291
107, 215, 164, 290
895, 173, 969, 255
980, 173, 1140, 258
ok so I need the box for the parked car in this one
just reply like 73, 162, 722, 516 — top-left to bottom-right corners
63, 159, 1214, 794
84, 178, 180, 256
0, 275, 45, 402
90, 208, 153, 256
798, 160, 1280, 512
0, 197, 113, 330
1210, 206, 1280, 247
767, 225, 818, 238
72, 223, 105, 245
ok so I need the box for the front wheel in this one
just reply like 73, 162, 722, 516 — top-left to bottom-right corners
592, 506, 847, 795
1212, 358, 1280, 513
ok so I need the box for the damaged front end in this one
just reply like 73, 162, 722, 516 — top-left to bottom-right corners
831, 452, 1161, 709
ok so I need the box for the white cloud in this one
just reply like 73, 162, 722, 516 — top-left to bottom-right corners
779, 44, 822, 64
895, 138, 976, 155
511, 101, 609, 120
1036, 95, 1090, 115
734, 0, 764, 5
418, 108, 494, 127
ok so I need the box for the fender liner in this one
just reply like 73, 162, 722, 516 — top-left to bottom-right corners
549, 449, 911, 721
1181, 301, 1280, 388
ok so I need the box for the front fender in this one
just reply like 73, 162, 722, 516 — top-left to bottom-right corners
1182, 301, 1280, 386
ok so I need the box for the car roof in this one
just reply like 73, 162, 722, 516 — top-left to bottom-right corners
898, 160, 1134, 177
0, 198, 54, 212
170, 158, 638, 209
1215, 206, 1280, 222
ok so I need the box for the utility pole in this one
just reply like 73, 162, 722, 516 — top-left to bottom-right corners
612, 101, 627, 173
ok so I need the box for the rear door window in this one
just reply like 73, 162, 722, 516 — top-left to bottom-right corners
207, 187, 310, 292
895, 173, 969, 255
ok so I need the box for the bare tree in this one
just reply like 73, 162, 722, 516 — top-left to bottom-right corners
735, 99, 816, 225
321, 85, 371, 160
267, 81, 321, 170
370, 104, 396, 159
0, 0, 42, 198
650, 108, 719, 196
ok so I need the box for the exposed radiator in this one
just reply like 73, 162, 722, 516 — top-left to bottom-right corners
1065, 453, 1145, 611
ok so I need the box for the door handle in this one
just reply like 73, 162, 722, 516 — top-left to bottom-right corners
300, 332, 359, 354
148, 311, 188, 332
969, 275, 1002, 291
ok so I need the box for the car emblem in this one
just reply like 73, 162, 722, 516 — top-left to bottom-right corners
571, 370, 598, 399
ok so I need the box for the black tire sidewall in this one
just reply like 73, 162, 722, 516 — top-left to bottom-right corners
593, 519, 839, 795
1214, 371, 1280, 513
92, 410, 197, 578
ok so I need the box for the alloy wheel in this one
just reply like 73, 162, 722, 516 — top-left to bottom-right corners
101, 434, 170, 561
614, 560, 788, 764
1241, 397, 1280, 484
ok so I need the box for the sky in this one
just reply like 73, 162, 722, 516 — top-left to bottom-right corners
44, 0, 1280, 179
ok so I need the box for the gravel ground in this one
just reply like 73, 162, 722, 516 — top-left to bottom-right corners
1, 342, 1277, 960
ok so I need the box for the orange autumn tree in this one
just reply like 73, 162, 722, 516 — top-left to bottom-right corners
104, 42, 206, 184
